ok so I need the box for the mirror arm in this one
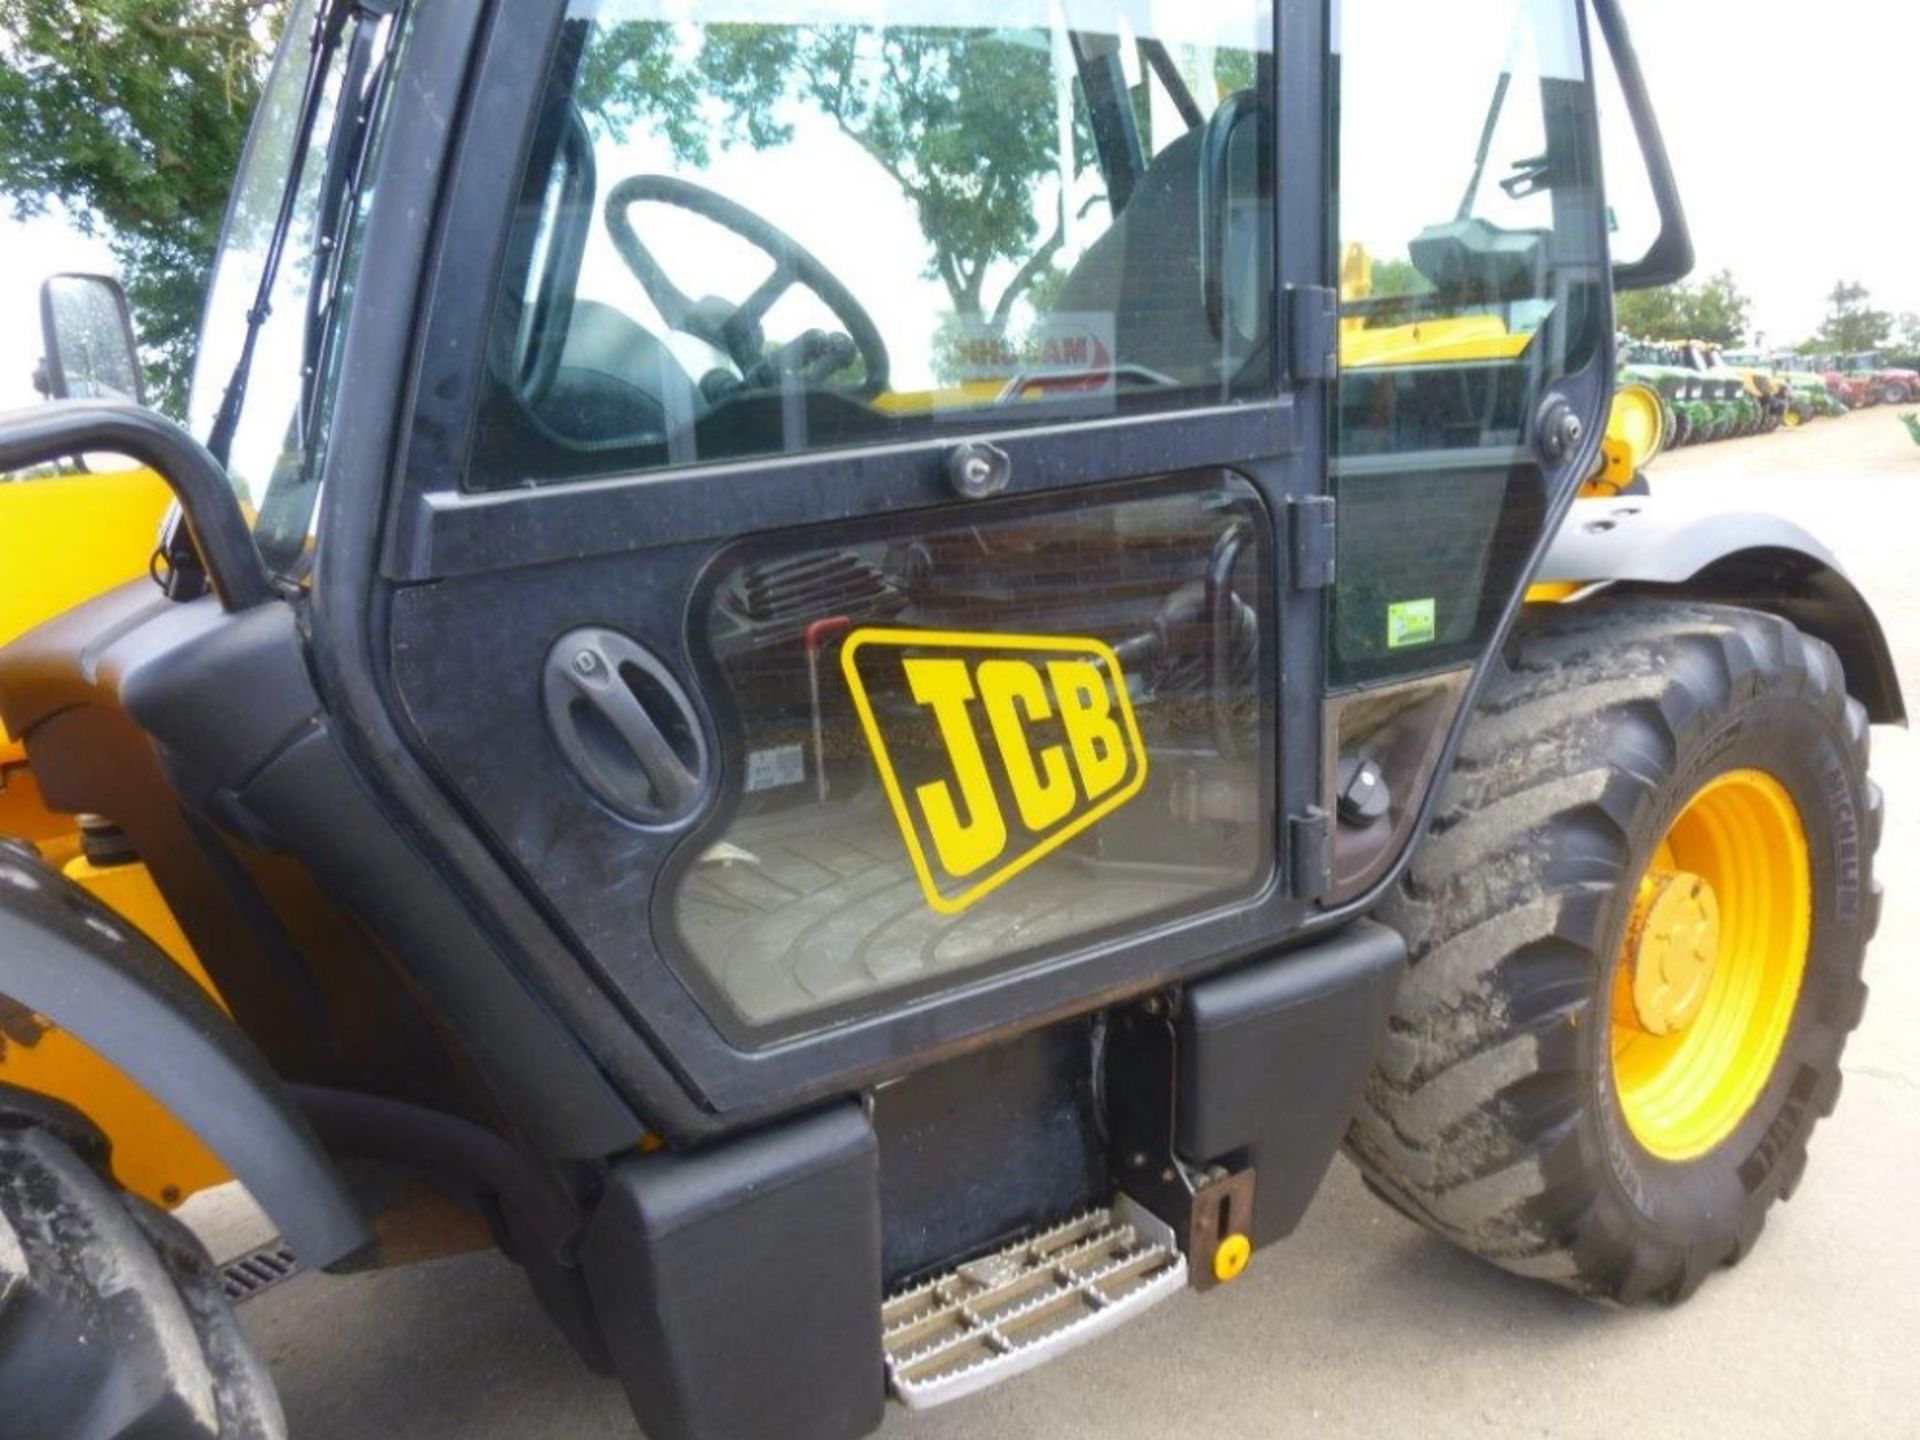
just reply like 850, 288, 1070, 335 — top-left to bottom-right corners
1589, 0, 1694, 290
0, 400, 275, 612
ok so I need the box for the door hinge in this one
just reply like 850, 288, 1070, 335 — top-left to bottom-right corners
1289, 496, 1337, 591
1288, 807, 1333, 902
1285, 285, 1340, 382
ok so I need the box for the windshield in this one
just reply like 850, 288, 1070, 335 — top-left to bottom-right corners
189, 0, 328, 509
187, 0, 396, 577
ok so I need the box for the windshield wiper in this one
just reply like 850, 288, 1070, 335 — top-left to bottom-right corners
203, 0, 359, 468
1455, 72, 1513, 222
298, 0, 396, 449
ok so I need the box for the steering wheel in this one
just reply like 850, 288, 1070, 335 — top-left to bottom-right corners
604, 175, 890, 398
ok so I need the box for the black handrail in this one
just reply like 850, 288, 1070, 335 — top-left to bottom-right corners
1590, 0, 1695, 291
0, 400, 274, 612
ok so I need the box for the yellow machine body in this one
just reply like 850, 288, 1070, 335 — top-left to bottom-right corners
1, 468, 176, 828
0, 465, 232, 1206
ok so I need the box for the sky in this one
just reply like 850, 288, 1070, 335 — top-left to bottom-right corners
3, 0, 1918, 415
1625, 0, 1920, 350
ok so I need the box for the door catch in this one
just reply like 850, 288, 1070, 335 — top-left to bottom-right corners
945, 440, 1012, 500
1534, 394, 1585, 467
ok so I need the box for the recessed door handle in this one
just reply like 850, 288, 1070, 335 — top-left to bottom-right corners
543, 627, 708, 825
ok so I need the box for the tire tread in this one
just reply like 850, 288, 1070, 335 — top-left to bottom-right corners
1347, 599, 1878, 1303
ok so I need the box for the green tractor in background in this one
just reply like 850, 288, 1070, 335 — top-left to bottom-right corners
1618, 341, 1704, 445
1619, 339, 1742, 444
1781, 359, 1858, 420
1700, 343, 1790, 434
1729, 352, 1844, 426
1617, 358, 1684, 444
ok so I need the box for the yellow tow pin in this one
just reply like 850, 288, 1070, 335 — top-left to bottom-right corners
1212, 1233, 1252, 1284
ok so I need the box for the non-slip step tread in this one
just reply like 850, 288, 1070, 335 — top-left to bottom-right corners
881, 1201, 1186, 1410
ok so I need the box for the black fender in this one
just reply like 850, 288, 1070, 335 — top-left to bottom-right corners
1539, 497, 1906, 726
0, 842, 371, 1269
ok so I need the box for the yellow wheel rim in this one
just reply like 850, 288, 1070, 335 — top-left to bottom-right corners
1783, 408, 1804, 428
1607, 383, 1668, 470
1611, 770, 1813, 1162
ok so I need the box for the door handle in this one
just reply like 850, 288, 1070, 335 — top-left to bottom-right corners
543, 627, 708, 825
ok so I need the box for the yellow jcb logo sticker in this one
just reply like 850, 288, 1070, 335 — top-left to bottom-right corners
841, 628, 1148, 915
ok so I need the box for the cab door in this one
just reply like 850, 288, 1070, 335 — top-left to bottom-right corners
367, 0, 1331, 1116
1321, 0, 1617, 902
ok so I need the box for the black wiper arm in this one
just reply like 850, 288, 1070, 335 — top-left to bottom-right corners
299, 0, 396, 446
204, 0, 357, 467
1455, 71, 1513, 222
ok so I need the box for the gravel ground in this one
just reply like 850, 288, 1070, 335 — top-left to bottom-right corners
215, 409, 1920, 1439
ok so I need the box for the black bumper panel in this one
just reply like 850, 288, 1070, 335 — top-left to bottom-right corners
1176, 919, 1407, 1243
583, 1102, 884, 1440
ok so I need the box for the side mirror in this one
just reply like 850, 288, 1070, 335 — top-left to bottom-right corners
1589, 0, 1694, 292
38, 273, 147, 405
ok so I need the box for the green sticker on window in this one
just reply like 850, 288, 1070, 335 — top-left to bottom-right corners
1387, 598, 1437, 650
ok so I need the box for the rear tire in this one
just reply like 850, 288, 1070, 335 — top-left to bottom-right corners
1347, 600, 1879, 1304
0, 1121, 284, 1438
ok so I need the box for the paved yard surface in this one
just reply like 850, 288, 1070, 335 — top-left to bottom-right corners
221, 410, 1920, 1438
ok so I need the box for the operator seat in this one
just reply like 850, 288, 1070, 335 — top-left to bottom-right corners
1051, 107, 1268, 390
539, 298, 705, 445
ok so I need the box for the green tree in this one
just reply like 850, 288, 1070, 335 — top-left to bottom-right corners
1814, 280, 1893, 354
569, 22, 1087, 356
1682, 271, 1751, 348
1613, 283, 1686, 341
0, 0, 290, 415
695, 25, 1076, 328
1615, 269, 1750, 347
1365, 257, 1429, 299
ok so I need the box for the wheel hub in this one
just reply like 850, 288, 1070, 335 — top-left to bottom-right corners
1619, 870, 1720, 1036
1610, 770, 1813, 1161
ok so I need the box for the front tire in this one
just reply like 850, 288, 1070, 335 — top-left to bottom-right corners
1347, 601, 1879, 1305
0, 1118, 284, 1438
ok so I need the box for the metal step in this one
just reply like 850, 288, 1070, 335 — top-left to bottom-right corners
220, 1240, 302, 1304
881, 1200, 1186, 1410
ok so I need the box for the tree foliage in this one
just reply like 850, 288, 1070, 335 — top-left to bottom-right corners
1811, 280, 1894, 355
574, 20, 1094, 365
1365, 256, 1428, 299
1, 8, 1081, 412
1615, 269, 1751, 347
0, 0, 290, 415
693, 25, 1075, 326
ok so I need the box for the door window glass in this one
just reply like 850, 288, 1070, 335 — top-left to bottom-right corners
468, 0, 1274, 490
668, 478, 1272, 1037
1331, 0, 1602, 684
